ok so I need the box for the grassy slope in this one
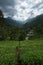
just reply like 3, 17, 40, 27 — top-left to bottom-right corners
0, 39, 43, 64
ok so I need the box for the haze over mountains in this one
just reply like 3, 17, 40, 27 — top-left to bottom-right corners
24, 14, 43, 29
4, 14, 43, 27
6, 14, 43, 32
0, 9, 43, 40
5, 17, 24, 28
5, 13, 43, 35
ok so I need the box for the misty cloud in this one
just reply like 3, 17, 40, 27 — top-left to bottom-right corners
0, 0, 43, 21
0, 0, 15, 17
13, 0, 43, 21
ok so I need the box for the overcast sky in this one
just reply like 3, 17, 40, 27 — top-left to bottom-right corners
0, 0, 43, 21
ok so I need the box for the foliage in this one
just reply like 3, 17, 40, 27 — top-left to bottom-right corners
0, 39, 43, 65
24, 14, 43, 38
0, 10, 26, 40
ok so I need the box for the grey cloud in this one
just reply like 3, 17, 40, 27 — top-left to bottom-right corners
32, 2, 43, 9
32, 2, 43, 12
0, 0, 15, 17
20, 6, 26, 9
0, 0, 14, 6
0, 0, 43, 21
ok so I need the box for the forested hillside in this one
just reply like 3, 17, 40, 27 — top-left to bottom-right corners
24, 14, 43, 34
0, 10, 19, 40
0, 10, 26, 40
0, 10, 43, 40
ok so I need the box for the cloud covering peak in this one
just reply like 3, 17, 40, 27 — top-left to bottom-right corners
0, 0, 43, 21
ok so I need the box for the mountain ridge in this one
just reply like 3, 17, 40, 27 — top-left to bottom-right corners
23, 14, 43, 37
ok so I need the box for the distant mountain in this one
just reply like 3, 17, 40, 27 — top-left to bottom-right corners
0, 16, 22, 40
23, 14, 43, 31
5, 17, 24, 28
0, 10, 26, 40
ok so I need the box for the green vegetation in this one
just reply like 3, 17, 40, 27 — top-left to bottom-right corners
0, 10, 26, 40
24, 14, 43, 39
0, 39, 43, 65
0, 10, 43, 65
0, 10, 43, 41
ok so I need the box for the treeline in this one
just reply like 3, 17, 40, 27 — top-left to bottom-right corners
23, 14, 43, 39
0, 10, 27, 40
0, 10, 43, 40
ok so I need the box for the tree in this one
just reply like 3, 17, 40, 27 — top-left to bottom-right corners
19, 30, 27, 40
0, 10, 8, 40
0, 10, 4, 18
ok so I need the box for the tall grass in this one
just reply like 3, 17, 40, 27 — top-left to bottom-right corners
0, 39, 43, 65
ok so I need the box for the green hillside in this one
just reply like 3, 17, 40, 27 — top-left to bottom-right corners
24, 14, 43, 31
0, 10, 22, 40
24, 14, 43, 39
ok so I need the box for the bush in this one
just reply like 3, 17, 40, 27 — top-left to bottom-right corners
20, 56, 43, 65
